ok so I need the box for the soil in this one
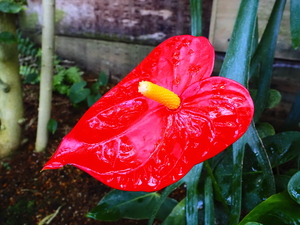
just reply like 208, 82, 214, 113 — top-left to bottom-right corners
0, 77, 163, 225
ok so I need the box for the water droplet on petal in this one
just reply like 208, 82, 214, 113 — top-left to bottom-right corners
148, 176, 158, 186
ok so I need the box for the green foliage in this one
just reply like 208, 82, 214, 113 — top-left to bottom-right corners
288, 171, 300, 204
68, 81, 91, 104
18, 32, 108, 106
98, 70, 108, 86
47, 118, 58, 134
88, 0, 300, 224
0, 1, 23, 14
86, 190, 177, 221
250, 89, 282, 110
161, 198, 186, 225
290, 0, 300, 49
52, 66, 83, 95
189, 0, 202, 36
239, 192, 300, 225
0, 31, 17, 43
1, 161, 10, 170
255, 122, 275, 139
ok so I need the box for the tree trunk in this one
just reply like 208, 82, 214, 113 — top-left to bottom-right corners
0, 12, 23, 158
35, 0, 55, 152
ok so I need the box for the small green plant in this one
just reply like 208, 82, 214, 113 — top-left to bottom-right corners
47, 118, 58, 134
17, 32, 108, 106
1, 162, 10, 170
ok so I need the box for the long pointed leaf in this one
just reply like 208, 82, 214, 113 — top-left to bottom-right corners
205, 160, 230, 214
218, 1, 259, 223
204, 177, 214, 225
229, 136, 246, 225
190, 0, 202, 36
246, 123, 276, 195
148, 163, 203, 225
250, 0, 286, 121
148, 179, 185, 225
184, 163, 203, 225
290, 0, 300, 49
219, 0, 259, 86
162, 198, 186, 225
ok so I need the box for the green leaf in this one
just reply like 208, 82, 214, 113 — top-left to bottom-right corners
87, 93, 101, 107
68, 81, 90, 104
209, 153, 232, 212
250, 0, 286, 121
24, 73, 39, 84
55, 84, 69, 95
244, 131, 300, 174
65, 67, 82, 83
184, 163, 203, 225
90, 82, 100, 95
242, 174, 273, 212
149, 163, 203, 225
53, 70, 66, 87
250, 89, 282, 110
290, 0, 300, 49
0, 1, 23, 13
263, 131, 300, 167
148, 178, 185, 225
255, 122, 275, 139
245, 123, 276, 195
239, 192, 300, 225
189, 0, 202, 36
0, 31, 17, 43
47, 119, 58, 134
99, 71, 108, 86
86, 190, 177, 221
266, 89, 281, 109
245, 223, 263, 225
219, 0, 259, 86
204, 177, 214, 225
229, 136, 246, 225
288, 171, 300, 204
162, 198, 186, 225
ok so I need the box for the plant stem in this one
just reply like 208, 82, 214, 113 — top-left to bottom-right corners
35, 0, 55, 152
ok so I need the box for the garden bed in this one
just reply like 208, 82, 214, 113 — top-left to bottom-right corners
0, 78, 159, 224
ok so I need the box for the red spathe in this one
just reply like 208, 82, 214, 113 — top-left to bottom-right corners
43, 35, 254, 192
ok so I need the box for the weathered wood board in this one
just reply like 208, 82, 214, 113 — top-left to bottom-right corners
20, 0, 191, 45
209, 0, 299, 61
19, 0, 213, 79
54, 36, 155, 81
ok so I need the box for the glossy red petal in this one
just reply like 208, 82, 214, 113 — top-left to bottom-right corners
43, 36, 253, 192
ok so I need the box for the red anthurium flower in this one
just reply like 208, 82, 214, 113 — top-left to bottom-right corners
43, 35, 254, 192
